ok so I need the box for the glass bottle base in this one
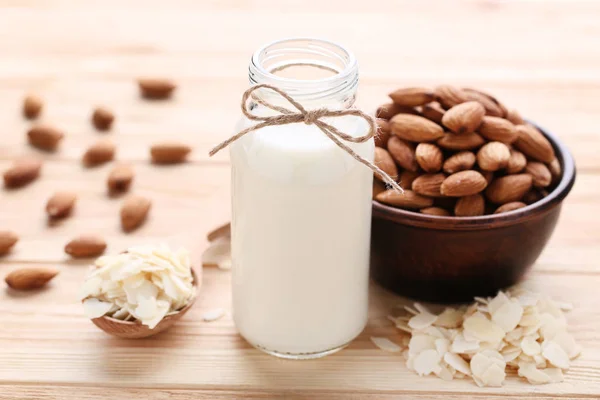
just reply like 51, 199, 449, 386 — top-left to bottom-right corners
252, 342, 349, 360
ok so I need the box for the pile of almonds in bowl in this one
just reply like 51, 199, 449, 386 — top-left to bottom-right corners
373, 85, 562, 217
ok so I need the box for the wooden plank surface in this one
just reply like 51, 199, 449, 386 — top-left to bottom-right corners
1, 0, 599, 398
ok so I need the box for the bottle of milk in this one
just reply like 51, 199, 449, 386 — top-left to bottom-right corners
230, 38, 373, 359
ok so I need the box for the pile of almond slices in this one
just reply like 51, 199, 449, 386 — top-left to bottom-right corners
372, 288, 581, 386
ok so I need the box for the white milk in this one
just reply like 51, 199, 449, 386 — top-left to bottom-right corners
230, 111, 374, 358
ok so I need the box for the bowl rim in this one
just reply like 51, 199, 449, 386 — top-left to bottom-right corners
372, 123, 576, 230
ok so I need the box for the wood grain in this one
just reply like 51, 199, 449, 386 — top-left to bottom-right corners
0, 0, 599, 398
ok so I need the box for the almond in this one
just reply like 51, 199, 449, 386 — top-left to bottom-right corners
138, 78, 176, 100
374, 147, 398, 182
477, 142, 511, 171
387, 137, 418, 172
390, 114, 445, 142
65, 235, 107, 258
23, 94, 43, 119
440, 170, 488, 197
91, 107, 115, 131
454, 194, 485, 217
28, 124, 64, 152
506, 149, 527, 174
506, 109, 525, 125
5, 267, 58, 290
376, 102, 419, 120
120, 195, 152, 232
463, 88, 506, 117
441, 101, 485, 134
434, 85, 469, 109
421, 102, 445, 124
0, 231, 18, 255
399, 170, 420, 189
46, 191, 77, 219
150, 142, 192, 164
478, 116, 518, 144
485, 174, 533, 204
83, 139, 116, 167
437, 132, 485, 151
107, 163, 134, 193
375, 119, 391, 148
443, 151, 476, 174
523, 188, 548, 204
412, 173, 445, 197
415, 143, 443, 172
375, 189, 433, 209
420, 207, 450, 217
389, 87, 434, 107
548, 158, 562, 184
525, 162, 552, 188
3, 157, 42, 188
495, 202, 527, 214
514, 125, 555, 163
373, 180, 386, 199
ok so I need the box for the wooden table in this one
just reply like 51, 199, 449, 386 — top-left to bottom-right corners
1, 1, 599, 398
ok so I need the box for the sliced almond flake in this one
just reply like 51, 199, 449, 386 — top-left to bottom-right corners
542, 367, 564, 383
472, 375, 486, 387
413, 349, 442, 376
395, 321, 413, 333
413, 302, 433, 314
371, 337, 402, 353
435, 338, 450, 355
404, 305, 419, 315
534, 354, 547, 368
492, 300, 524, 333
408, 312, 438, 331
519, 309, 541, 327
454, 372, 466, 379
202, 307, 226, 322
480, 349, 506, 367
539, 313, 565, 340
444, 352, 471, 375
541, 340, 570, 369
477, 306, 490, 314
474, 296, 489, 304
111, 307, 130, 320
522, 324, 541, 337
518, 362, 551, 385
82, 298, 114, 319
552, 331, 581, 359
451, 333, 480, 354
409, 334, 436, 356
481, 363, 506, 387
435, 364, 454, 381
423, 326, 446, 339
470, 353, 493, 377
487, 291, 510, 314
433, 308, 463, 329
521, 336, 541, 356
502, 348, 522, 363
463, 312, 505, 344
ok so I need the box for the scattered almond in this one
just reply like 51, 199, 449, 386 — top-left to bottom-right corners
0, 231, 18, 255
412, 174, 445, 197
138, 78, 176, 100
83, 139, 116, 167
23, 94, 43, 119
389, 87, 434, 107
506, 109, 525, 125
443, 151, 476, 174
150, 142, 192, 164
420, 207, 451, 217
120, 195, 152, 232
399, 170, 420, 190
442, 101, 485, 134
434, 85, 468, 109
375, 119, 391, 148
455, 194, 485, 217
65, 235, 107, 258
3, 157, 42, 188
46, 191, 77, 219
548, 158, 562, 185
374, 147, 398, 182
415, 143, 443, 173
421, 102, 445, 124
387, 137, 418, 172
91, 107, 114, 131
522, 188, 547, 205
485, 174, 533, 204
495, 202, 527, 214
375, 189, 433, 209
463, 88, 506, 117
5, 267, 58, 290
477, 142, 511, 171
390, 114, 445, 142
28, 124, 64, 152
107, 163, 134, 194
525, 162, 552, 188
506, 150, 527, 174
376, 103, 419, 120
437, 132, 485, 151
478, 116, 518, 144
514, 125, 555, 163
441, 171, 488, 197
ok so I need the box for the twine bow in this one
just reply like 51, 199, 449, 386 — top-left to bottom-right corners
209, 83, 402, 192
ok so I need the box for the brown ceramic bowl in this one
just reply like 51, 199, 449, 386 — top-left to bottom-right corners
370, 124, 576, 303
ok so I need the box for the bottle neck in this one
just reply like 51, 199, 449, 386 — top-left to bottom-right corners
248, 38, 359, 110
